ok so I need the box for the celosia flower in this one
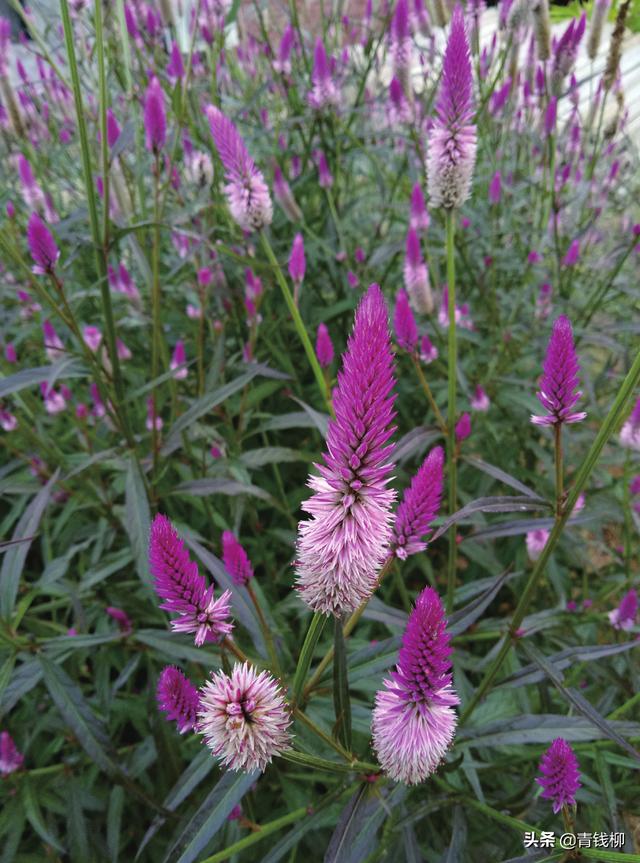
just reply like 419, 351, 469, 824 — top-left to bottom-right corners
222, 531, 254, 586
146, 397, 163, 432
390, 0, 412, 96
307, 38, 340, 110
288, 233, 306, 285
167, 41, 184, 81
5, 343, 17, 363
274, 25, 294, 75
410, 183, 430, 232
543, 96, 557, 138
184, 150, 214, 187
170, 340, 188, 380
316, 150, 334, 188
295, 284, 397, 616
83, 326, 102, 352
143, 77, 166, 153
27, 212, 59, 274
531, 316, 586, 426
420, 334, 439, 364
394, 289, 418, 352
426, 5, 476, 209
562, 239, 580, 267
106, 606, 132, 634
316, 323, 334, 368
412, 0, 432, 37
198, 663, 292, 772
488, 171, 501, 205
532, 0, 551, 61
619, 397, 640, 451
157, 666, 200, 733
106, 108, 121, 149
149, 514, 233, 646
117, 338, 131, 361
393, 447, 444, 559
273, 165, 301, 222
0, 410, 17, 432
41, 383, 67, 414
372, 586, 458, 784
0, 731, 24, 776
455, 412, 471, 442
206, 105, 272, 231
42, 320, 64, 361
17, 155, 45, 211
526, 528, 549, 561
404, 228, 433, 314
536, 738, 581, 813
388, 77, 413, 125
550, 13, 585, 96
608, 589, 638, 631
470, 385, 490, 412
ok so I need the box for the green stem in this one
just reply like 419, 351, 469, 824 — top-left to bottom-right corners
446, 210, 457, 614
260, 232, 332, 414
151, 156, 162, 487
246, 582, 281, 677
293, 708, 353, 764
411, 353, 447, 435
198, 808, 308, 863
291, 613, 327, 708
554, 422, 563, 518
460, 346, 640, 725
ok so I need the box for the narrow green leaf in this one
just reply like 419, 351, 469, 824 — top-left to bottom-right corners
22, 780, 65, 853
0, 653, 16, 704
123, 457, 151, 587
333, 617, 352, 753
67, 780, 90, 863
292, 613, 326, 706
0, 358, 86, 398
107, 786, 125, 863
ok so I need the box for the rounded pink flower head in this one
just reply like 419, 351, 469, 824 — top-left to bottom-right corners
206, 105, 272, 231
157, 666, 200, 733
295, 284, 397, 616
316, 322, 334, 368
608, 589, 638, 631
222, 531, 254, 587
27, 212, 59, 274
393, 289, 418, 352
526, 528, 549, 561
372, 587, 458, 784
198, 663, 292, 772
619, 396, 640, 451
427, 5, 476, 209
531, 316, 586, 427
393, 446, 444, 559
149, 514, 233, 646
536, 738, 581, 813
143, 76, 166, 153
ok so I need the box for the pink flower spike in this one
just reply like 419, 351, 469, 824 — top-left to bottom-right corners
198, 663, 292, 772
106, 108, 121, 149
562, 239, 580, 267
393, 289, 418, 352
393, 446, 444, 559
470, 385, 490, 412
288, 233, 306, 284
404, 228, 433, 314
372, 587, 458, 784
536, 739, 581, 813
106, 606, 132, 634
316, 323, 334, 368
526, 528, 549, 561
455, 412, 471, 442
295, 284, 397, 616
149, 514, 234, 646
0, 731, 24, 776
143, 77, 166, 153
5, 343, 17, 363
222, 531, 254, 587
531, 316, 586, 426
27, 212, 59, 274
170, 340, 188, 380
608, 589, 637, 631
157, 666, 200, 734
410, 183, 430, 232
167, 41, 184, 81
308, 37, 340, 110
83, 325, 102, 352
488, 171, 501, 205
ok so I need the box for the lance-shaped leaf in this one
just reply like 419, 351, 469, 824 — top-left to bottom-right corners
429, 496, 552, 544
499, 641, 639, 689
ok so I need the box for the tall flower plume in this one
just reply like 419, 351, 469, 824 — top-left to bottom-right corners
393, 289, 418, 352
307, 38, 340, 110
531, 316, 586, 426
295, 284, 397, 616
27, 212, 59, 274
393, 446, 444, 559
316, 322, 334, 368
222, 531, 254, 586
206, 105, 272, 231
149, 514, 233, 646
426, 5, 476, 209
372, 586, 458, 784
536, 738, 581, 813
390, 0, 412, 96
143, 76, 166, 153
198, 663, 292, 772
404, 228, 433, 313
157, 666, 200, 733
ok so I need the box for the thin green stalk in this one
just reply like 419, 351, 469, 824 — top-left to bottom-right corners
554, 423, 563, 517
577, 236, 637, 335
291, 613, 326, 708
411, 353, 447, 435
623, 450, 632, 585
198, 808, 308, 863
293, 708, 353, 764
445, 210, 457, 614
260, 232, 332, 414
459, 346, 640, 726
246, 582, 281, 676
151, 156, 162, 486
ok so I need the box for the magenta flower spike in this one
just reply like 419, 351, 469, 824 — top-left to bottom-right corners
0, 731, 24, 776
307, 37, 340, 110
106, 606, 132, 634
372, 586, 458, 784
222, 531, 254, 587
157, 666, 200, 734
544, 96, 557, 137
198, 663, 292, 772
531, 316, 586, 427
455, 412, 471, 442
420, 334, 439, 364
143, 76, 166, 153
288, 232, 306, 284
167, 41, 184, 81
274, 24, 294, 74
205, 105, 272, 231
393, 289, 418, 352
470, 385, 490, 412
536, 738, 581, 813
410, 183, 430, 232
393, 446, 444, 559
149, 514, 233, 646
316, 150, 334, 188
106, 108, 121, 149
404, 228, 433, 313
608, 589, 638, 631
391, 0, 412, 93
488, 170, 501, 205
170, 340, 188, 380
273, 165, 301, 222
295, 284, 397, 616
426, 5, 476, 209
27, 212, 59, 274
619, 396, 640, 451
316, 323, 334, 368
562, 239, 580, 267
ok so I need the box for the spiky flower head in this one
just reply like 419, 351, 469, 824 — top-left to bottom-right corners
149, 514, 233, 646
295, 284, 397, 616
536, 738, 581, 813
550, 13, 585, 95
372, 587, 458, 784
531, 316, 586, 426
206, 105, 272, 231
393, 447, 444, 559
0, 731, 24, 776
608, 589, 638, 631
393, 289, 418, 352
455, 412, 472, 442
426, 5, 476, 209
587, 0, 611, 61
391, 0, 413, 95
619, 396, 640, 451
222, 531, 254, 586
307, 38, 340, 110
143, 76, 166, 152
410, 183, 430, 232
198, 663, 292, 772
157, 666, 200, 733
288, 233, 306, 283
404, 228, 433, 313
316, 323, 334, 368
27, 212, 59, 274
